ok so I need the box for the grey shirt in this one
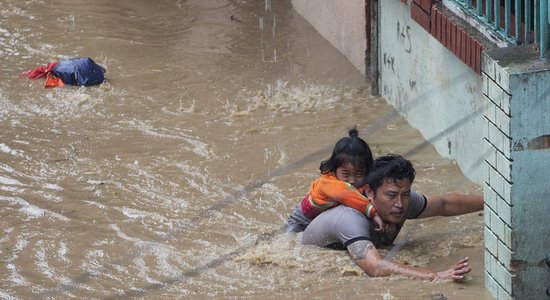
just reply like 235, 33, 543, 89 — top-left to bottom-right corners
301, 191, 427, 249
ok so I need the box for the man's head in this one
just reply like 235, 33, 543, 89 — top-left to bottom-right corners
365, 154, 416, 224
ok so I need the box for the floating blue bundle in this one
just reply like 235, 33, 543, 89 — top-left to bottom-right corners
52, 57, 105, 86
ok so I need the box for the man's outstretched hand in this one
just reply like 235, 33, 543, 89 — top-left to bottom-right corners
435, 257, 471, 281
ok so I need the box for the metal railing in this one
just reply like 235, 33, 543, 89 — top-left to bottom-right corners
448, 0, 550, 57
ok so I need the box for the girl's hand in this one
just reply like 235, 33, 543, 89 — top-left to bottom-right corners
373, 214, 386, 232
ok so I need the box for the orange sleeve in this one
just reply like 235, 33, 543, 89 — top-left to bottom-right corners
309, 174, 376, 218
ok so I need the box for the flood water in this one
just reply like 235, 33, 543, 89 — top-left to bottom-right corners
0, 0, 491, 299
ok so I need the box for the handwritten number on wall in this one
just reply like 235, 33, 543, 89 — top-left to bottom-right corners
397, 21, 412, 53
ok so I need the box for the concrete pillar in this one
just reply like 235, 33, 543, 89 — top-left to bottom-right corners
482, 45, 550, 300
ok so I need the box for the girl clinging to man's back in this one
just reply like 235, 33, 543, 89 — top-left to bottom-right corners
284, 127, 386, 233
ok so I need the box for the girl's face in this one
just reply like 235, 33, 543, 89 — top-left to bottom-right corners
335, 163, 365, 188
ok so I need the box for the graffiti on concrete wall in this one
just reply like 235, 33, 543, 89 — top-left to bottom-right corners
382, 20, 418, 102
397, 21, 412, 53
383, 52, 395, 73
383, 21, 413, 75
383, 21, 413, 74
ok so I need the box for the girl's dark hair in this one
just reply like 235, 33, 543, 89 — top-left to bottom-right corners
319, 127, 374, 175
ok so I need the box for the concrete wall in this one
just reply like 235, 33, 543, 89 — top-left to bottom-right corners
482, 45, 550, 300
378, 0, 484, 183
291, 0, 367, 75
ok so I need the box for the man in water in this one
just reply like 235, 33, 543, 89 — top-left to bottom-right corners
301, 154, 484, 280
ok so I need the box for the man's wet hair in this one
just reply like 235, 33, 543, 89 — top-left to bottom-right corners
365, 154, 415, 193
319, 127, 374, 175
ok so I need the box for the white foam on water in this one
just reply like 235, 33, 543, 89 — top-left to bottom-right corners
122, 162, 190, 214
6, 263, 29, 287
225, 82, 354, 120
0, 175, 23, 186
0, 290, 18, 300
133, 121, 213, 158
0, 185, 23, 193
7, 81, 114, 121
1, 5, 29, 18
57, 241, 69, 263
35, 240, 54, 279
44, 183, 63, 191
110, 224, 154, 245
161, 98, 196, 115
83, 200, 106, 209
35, 88, 105, 119
0, 143, 22, 157
260, 182, 286, 203
132, 256, 163, 286
381, 289, 393, 299
119, 206, 155, 219
39, 192, 63, 203
0, 195, 70, 221
82, 249, 107, 277
174, 162, 212, 196
20, 204, 47, 218
13, 237, 29, 254
116, 206, 177, 238
108, 223, 186, 280
34, 240, 82, 289
6, 236, 32, 286
0, 163, 16, 173
0, 90, 15, 120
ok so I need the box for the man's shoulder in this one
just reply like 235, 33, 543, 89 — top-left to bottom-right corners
329, 205, 368, 217
307, 205, 372, 236
328, 206, 371, 231
407, 191, 427, 219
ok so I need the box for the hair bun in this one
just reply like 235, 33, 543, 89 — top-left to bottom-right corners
348, 128, 359, 138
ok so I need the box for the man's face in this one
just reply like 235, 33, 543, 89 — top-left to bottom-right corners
367, 178, 411, 224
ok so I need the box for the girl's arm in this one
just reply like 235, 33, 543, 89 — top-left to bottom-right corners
311, 175, 375, 218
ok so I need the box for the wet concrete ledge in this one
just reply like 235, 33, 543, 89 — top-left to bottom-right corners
485, 44, 550, 74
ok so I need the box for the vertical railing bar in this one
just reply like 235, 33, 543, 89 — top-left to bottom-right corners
477, 0, 483, 16
525, 0, 532, 43
535, 0, 540, 43
495, 0, 501, 31
505, 0, 511, 38
492, 0, 493, 24
541, 0, 549, 56
515, 0, 522, 43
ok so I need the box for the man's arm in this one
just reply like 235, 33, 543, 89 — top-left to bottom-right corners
417, 193, 483, 219
347, 240, 471, 280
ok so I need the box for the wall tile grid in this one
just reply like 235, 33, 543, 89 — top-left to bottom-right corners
481, 57, 514, 299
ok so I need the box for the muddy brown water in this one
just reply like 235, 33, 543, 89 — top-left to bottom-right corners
0, 0, 491, 299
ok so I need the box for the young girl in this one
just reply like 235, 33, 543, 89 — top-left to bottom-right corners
284, 128, 385, 233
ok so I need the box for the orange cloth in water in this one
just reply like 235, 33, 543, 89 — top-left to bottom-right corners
21, 61, 64, 88
44, 73, 65, 88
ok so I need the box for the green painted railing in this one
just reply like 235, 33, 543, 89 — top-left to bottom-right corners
449, 0, 550, 57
